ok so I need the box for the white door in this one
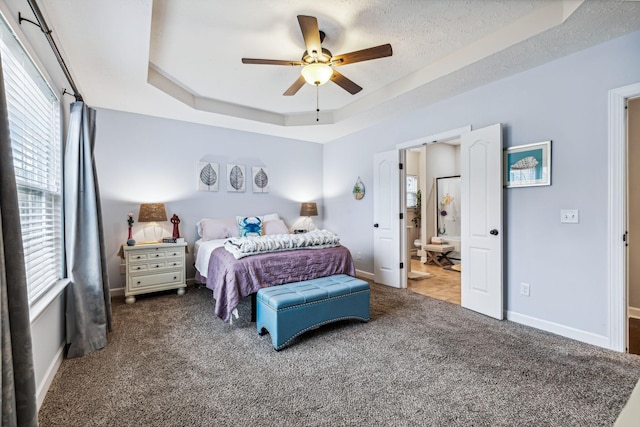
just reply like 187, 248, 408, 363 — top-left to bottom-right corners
461, 124, 503, 319
373, 150, 401, 287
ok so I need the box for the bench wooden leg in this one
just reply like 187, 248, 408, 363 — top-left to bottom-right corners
438, 251, 454, 266
426, 251, 443, 267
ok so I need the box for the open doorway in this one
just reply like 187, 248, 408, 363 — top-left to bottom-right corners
404, 141, 462, 305
608, 82, 640, 353
627, 96, 640, 355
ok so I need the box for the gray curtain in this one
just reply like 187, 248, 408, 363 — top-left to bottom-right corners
0, 55, 38, 426
64, 101, 112, 358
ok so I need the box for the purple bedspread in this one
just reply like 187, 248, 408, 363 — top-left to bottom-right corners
203, 245, 355, 322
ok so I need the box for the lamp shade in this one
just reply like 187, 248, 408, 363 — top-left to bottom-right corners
138, 203, 167, 223
301, 63, 333, 86
300, 202, 318, 217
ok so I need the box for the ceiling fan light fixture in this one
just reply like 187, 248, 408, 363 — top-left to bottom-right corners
301, 62, 333, 86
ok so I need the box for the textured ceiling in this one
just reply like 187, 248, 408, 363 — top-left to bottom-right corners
32, 0, 640, 142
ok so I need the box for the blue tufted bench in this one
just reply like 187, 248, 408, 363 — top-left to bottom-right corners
256, 274, 370, 350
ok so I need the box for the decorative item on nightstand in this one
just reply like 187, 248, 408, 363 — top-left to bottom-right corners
163, 215, 185, 244
126, 213, 135, 246
300, 202, 318, 232
138, 203, 167, 243
170, 214, 181, 238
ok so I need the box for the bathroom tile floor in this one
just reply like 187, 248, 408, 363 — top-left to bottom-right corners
407, 258, 461, 305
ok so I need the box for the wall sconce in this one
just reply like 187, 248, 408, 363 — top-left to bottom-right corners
300, 202, 318, 232
138, 203, 167, 243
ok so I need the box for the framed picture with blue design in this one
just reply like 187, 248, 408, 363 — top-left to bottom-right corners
504, 140, 551, 188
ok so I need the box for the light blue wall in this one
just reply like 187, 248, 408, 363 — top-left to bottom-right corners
323, 31, 640, 338
95, 109, 323, 290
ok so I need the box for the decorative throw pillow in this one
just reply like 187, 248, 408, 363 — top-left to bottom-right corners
263, 219, 289, 235
261, 213, 280, 222
198, 218, 239, 241
236, 216, 263, 237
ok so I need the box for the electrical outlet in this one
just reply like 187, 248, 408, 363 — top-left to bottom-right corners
560, 209, 579, 224
520, 282, 530, 297
356, 251, 362, 261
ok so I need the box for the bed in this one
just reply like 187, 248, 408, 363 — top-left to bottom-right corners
194, 225, 355, 322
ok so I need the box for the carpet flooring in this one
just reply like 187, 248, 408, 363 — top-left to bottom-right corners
39, 284, 640, 426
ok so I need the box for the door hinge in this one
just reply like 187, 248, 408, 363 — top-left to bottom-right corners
399, 163, 403, 170
399, 212, 403, 220
400, 262, 404, 269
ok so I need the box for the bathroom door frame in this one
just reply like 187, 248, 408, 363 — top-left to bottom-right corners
608, 82, 640, 352
396, 126, 471, 290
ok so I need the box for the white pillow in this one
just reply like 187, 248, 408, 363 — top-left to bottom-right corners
263, 219, 290, 235
261, 213, 280, 222
197, 218, 238, 241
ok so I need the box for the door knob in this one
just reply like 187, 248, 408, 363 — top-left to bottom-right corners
490, 229, 499, 236
374, 223, 379, 228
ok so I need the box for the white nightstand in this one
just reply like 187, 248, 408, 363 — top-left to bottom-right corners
122, 242, 187, 304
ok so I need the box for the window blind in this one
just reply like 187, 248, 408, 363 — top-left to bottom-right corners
0, 14, 62, 305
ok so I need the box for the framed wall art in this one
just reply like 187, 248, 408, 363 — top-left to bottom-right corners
198, 162, 219, 191
504, 140, 551, 188
252, 166, 270, 193
227, 164, 246, 192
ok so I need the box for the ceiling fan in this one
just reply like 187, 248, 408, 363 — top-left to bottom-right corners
242, 15, 392, 96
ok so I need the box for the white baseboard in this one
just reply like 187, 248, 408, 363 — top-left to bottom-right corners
355, 270, 374, 281
629, 307, 640, 320
37, 344, 64, 410
110, 286, 124, 297
506, 310, 610, 350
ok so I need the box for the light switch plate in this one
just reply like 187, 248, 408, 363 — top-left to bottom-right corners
560, 209, 579, 224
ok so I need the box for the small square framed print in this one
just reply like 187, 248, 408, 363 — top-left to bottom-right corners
504, 140, 551, 188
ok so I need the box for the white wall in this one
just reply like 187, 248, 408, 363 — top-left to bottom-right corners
323, 30, 640, 341
94, 109, 324, 291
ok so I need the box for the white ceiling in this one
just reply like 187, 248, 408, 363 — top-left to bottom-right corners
36, 0, 640, 143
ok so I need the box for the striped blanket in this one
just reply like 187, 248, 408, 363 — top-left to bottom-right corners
223, 229, 341, 259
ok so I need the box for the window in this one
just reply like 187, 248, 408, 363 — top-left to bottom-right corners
0, 14, 62, 305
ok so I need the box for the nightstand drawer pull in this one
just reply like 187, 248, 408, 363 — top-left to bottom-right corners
155, 264, 160, 268
155, 254, 160, 257
136, 267, 141, 270
136, 256, 141, 259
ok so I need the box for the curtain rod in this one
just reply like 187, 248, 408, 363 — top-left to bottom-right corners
19, 0, 83, 102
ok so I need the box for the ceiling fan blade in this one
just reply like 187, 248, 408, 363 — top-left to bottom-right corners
283, 75, 306, 96
330, 70, 362, 95
297, 15, 322, 57
242, 58, 303, 66
332, 44, 393, 66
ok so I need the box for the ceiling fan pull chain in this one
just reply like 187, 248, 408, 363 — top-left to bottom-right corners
316, 84, 320, 122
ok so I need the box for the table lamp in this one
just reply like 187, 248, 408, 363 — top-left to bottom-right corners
300, 202, 318, 232
138, 203, 167, 243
